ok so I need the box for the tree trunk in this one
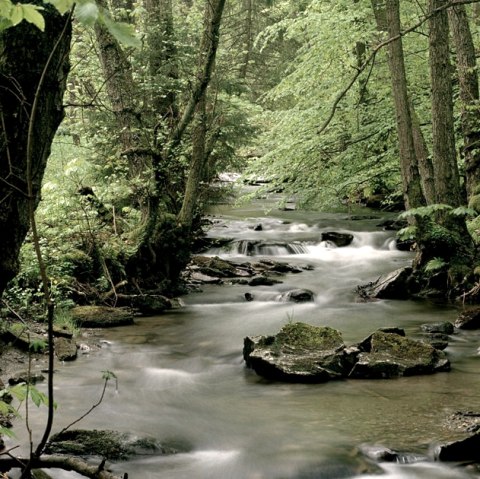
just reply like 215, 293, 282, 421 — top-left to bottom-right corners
371, 0, 425, 209
240, 0, 253, 80
176, 0, 226, 229
448, 1, 480, 199
144, 0, 179, 126
429, 0, 464, 206
0, 3, 72, 297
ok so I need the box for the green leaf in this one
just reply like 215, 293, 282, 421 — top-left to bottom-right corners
10, 4, 23, 26
100, 12, 141, 48
425, 257, 447, 273
22, 4, 44, 30
30, 338, 47, 352
9, 384, 27, 402
44, 0, 74, 15
30, 387, 48, 408
397, 225, 417, 241
0, 0, 12, 17
75, 1, 98, 26
0, 426, 16, 438
102, 370, 117, 381
451, 206, 477, 218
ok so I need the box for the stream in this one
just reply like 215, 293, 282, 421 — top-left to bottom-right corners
14, 192, 480, 478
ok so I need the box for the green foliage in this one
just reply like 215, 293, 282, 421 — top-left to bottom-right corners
424, 257, 447, 273
399, 204, 453, 219
397, 225, 417, 241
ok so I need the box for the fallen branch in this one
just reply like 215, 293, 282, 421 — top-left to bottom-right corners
0, 455, 126, 479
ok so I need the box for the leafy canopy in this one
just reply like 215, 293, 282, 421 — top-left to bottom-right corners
0, 0, 140, 47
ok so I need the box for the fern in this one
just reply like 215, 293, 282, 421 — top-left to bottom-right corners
424, 257, 447, 273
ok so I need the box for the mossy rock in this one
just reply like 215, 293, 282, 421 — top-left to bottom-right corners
244, 322, 348, 382
349, 331, 450, 379
46, 429, 189, 459
70, 306, 134, 328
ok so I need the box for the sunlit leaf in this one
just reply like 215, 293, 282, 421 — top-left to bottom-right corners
10, 4, 23, 26
44, 0, 74, 15
30, 387, 48, 408
100, 11, 140, 48
9, 384, 27, 402
22, 4, 45, 31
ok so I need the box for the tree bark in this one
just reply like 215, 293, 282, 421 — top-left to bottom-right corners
0, 2, 72, 297
176, 0, 226, 229
144, 0, 178, 126
429, 0, 464, 206
371, 0, 425, 209
448, 1, 480, 199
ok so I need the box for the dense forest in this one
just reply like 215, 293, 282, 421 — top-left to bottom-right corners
2, 0, 480, 477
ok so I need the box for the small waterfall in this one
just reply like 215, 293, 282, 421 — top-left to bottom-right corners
226, 240, 310, 256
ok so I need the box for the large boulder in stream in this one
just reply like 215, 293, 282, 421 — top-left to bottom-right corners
321, 232, 354, 247
244, 324, 450, 382
349, 331, 450, 379
70, 306, 134, 328
244, 323, 350, 382
278, 289, 315, 303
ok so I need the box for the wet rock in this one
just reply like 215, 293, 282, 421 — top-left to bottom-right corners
46, 429, 191, 459
253, 223, 263, 231
321, 232, 354, 247
189, 272, 222, 284
248, 276, 282, 286
419, 333, 449, 351
356, 267, 415, 300
244, 292, 254, 302
1, 327, 47, 352
278, 289, 315, 303
70, 306, 134, 328
357, 327, 405, 352
244, 322, 349, 382
434, 431, 480, 462
8, 371, 45, 385
395, 238, 415, 251
454, 308, 480, 330
358, 445, 399, 462
349, 331, 450, 379
190, 255, 239, 278
54, 337, 77, 362
376, 219, 407, 231
53, 325, 74, 339
420, 321, 454, 335
127, 294, 171, 315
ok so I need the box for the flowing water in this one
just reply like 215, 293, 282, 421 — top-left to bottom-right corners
12, 193, 480, 478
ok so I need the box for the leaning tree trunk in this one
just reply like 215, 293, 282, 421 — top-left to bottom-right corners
0, 3, 72, 297
177, 0, 226, 229
448, 1, 480, 199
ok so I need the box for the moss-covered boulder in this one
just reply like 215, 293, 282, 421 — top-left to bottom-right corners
45, 429, 191, 459
54, 337, 77, 361
70, 306, 134, 328
244, 322, 349, 382
349, 331, 450, 379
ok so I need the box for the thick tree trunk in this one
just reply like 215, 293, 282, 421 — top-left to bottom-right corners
371, 0, 425, 209
448, 1, 480, 199
429, 0, 464, 206
0, 3, 72, 297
